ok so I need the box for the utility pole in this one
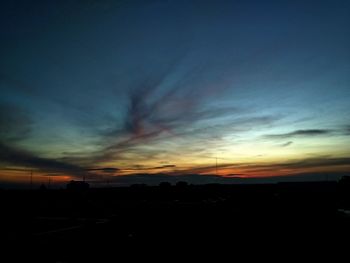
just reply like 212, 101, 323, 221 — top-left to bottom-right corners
216, 157, 218, 175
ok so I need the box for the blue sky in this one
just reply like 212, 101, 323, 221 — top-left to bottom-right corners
1, 0, 350, 187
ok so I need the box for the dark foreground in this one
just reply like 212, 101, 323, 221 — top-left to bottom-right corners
1, 180, 350, 262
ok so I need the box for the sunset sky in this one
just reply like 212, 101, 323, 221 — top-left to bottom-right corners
1, 0, 350, 187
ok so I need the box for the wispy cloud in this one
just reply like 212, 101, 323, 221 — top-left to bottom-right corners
0, 102, 89, 178
87, 167, 119, 173
163, 156, 350, 176
90, 57, 253, 163
264, 129, 332, 139
344, 125, 350, 135
121, 164, 177, 171
273, 156, 350, 169
240, 156, 350, 174
279, 141, 293, 147
153, 164, 176, 169
0, 143, 89, 178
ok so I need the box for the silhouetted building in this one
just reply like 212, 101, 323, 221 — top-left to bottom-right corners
67, 180, 89, 190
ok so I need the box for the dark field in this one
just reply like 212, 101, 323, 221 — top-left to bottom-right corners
1, 181, 350, 262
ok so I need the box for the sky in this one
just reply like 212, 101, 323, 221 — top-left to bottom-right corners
1, 0, 350, 188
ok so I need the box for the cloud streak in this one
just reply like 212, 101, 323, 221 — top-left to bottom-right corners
279, 141, 293, 147
87, 167, 120, 173
163, 156, 350, 176
0, 143, 88, 177
0, 102, 90, 178
264, 129, 332, 139
91, 56, 251, 163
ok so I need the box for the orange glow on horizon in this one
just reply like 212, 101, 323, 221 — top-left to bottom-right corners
1, 160, 349, 186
